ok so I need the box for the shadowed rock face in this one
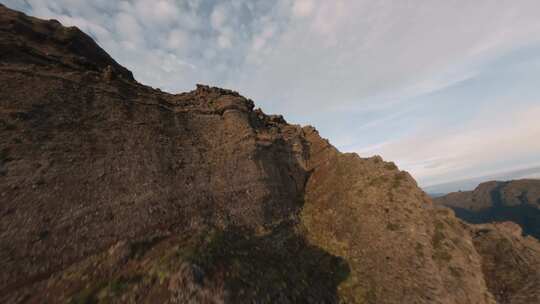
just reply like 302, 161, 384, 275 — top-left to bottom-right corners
469, 222, 540, 304
434, 180, 540, 239
1, 4, 539, 303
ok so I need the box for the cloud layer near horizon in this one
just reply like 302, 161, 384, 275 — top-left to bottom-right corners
4, 0, 540, 189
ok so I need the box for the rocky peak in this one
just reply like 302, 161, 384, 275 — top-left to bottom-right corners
1, 4, 540, 303
0, 3, 134, 81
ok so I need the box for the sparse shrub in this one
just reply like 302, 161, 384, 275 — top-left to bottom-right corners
386, 223, 400, 231
129, 236, 164, 259
432, 222, 446, 249
415, 242, 424, 259
432, 250, 452, 262
384, 162, 398, 170
449, 266, 462, 278
432, 220, 452, 262
368, 175, 389, 187
392, 172, 408, 189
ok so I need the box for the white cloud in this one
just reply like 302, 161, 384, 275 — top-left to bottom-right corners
3, 0, 540, 187
12, 0, 540, 102
166, 29, 188, 50
136, 0, 180, 27
210, 5, 227, 30
251, 25, 276, 51
217, 34, 232, 49
115, 12, 144, 46
364, 104, 540, 186
292, 0, 314, 18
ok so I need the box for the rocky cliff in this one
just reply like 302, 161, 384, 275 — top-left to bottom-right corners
434, 179, 540, 240
1, 4, 539, 303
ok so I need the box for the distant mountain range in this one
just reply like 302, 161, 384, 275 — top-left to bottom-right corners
434, 179, 540, 239
423, 166, 540, 194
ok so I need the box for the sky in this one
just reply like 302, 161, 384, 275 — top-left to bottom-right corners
423, 166, 540, 194
4, 0, 540, 191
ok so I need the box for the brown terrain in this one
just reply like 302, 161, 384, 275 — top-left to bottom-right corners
1, 4, 540, 303
434, 179, 540, 240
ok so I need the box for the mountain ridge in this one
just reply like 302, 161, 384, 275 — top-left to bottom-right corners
423, 167, 540, 194
434, 179, 540, 240
1, 4, 540, 303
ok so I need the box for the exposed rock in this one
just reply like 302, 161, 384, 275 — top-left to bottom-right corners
470, 222, 540, 304
0, 4, 539, 303
434, 179, 540, 239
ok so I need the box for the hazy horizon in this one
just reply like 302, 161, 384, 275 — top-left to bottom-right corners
423, 166, 540, 194
5, 0, 540, 190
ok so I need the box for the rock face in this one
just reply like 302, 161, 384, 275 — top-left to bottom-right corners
434, 179, 540, 239
469, 222, 540, 304
1, 5, 539, 303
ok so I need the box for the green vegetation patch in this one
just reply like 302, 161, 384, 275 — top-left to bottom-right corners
69, 276, 142, 304
384, 162, 398, 170
432, 220, 452, 263
386, 223, 401, 231
151, 227, 351, 303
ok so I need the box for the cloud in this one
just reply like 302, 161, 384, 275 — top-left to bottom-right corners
3, 0, 540, 188
210, 4, 227, 29
292, 0, 314, 18
217, 34, 232, 49
362, 103, 540, 186
9, 0, 540, 102
166, 29, 188, 50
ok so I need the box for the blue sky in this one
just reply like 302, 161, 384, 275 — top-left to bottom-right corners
4, 0, 540, 190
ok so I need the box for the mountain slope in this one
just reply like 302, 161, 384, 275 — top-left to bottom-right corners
469, 222, 540, 304
1, 4, 539, 303
434, 179, 540, 239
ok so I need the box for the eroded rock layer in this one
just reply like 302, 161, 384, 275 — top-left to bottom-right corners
1, 4, 539, 303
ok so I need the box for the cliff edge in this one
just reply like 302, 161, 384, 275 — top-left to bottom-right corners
1, 4, 539, 303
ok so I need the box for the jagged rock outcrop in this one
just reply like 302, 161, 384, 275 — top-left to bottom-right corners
469, 222, 540, 304
434, 179, 540, 239
1, 4, 539, 303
